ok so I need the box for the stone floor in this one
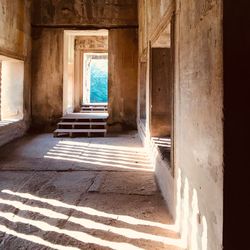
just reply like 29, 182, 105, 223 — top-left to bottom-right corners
0, 132, 183, 250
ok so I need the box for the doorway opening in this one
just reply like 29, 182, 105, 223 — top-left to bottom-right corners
63, 29, 108, 115
149, 19, 175, 174
83, 53, 108, 105
139, 61, 147, 127
55, 30, 109, 138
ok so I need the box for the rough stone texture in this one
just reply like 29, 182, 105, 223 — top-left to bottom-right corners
138, 1, 223, 250
0, 0, 30, 58
176, 1, 223, 249
0, 133, 153, 172
31, 2, 138, 131
0, 0, 32, 146
32, 0, 138, 28
75, 36, 108, 51
98, 172, 158, 195
138, 0, 173, 55
108, 29, 138, 130
31, 28, 64, 131
0, 133, 182, 250
147, 1, 173, 43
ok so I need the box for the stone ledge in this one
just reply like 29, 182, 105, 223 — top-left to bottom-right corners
0, 119, 28, 147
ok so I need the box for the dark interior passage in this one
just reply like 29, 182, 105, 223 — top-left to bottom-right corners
150, 48, 172, 137
139, 61, 147, 125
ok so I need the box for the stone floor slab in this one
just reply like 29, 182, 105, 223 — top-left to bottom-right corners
0, 133, 182, 250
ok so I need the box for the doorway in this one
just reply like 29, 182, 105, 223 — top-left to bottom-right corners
149, 20, 175, 174
63, 29, 109, 114
83, 53, 108, 105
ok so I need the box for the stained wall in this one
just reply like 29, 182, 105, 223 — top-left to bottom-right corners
31, 28, 63, 130
31, 0, 138, 131
108, 29, 138, 130
0, 0, 31, 146
32, 0, 137, 28
176, 1, 223, 249
138, 1, 223, 250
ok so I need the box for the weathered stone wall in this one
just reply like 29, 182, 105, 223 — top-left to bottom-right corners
147, 0, 173, 42
75, 36, 108, 51
32, 0, 138, 27
138, 1, 223, 250
0, 0, 31, 146
176, 1, 223, 249
31, 28, 63, 131
138, 0, 173, 55
108, 29, 138, 130
31, 1, 138, 131
0, 0, 30, 58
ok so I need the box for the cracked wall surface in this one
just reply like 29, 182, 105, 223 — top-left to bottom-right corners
138, 1, 223, 250
32, 0, 138, 27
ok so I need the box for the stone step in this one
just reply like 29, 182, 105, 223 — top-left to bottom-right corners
62, 113, 108, 119
81, 106, 107, 109
54, 129, 106, 133
57, 122, 107, 126
54, 113, 108, 138
82, 103, 107, 107
61, 118, 107, 122
80, 110, 107, 113
53, 128, 106, 137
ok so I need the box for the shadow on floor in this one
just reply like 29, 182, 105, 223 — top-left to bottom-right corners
0, 133, 184, 250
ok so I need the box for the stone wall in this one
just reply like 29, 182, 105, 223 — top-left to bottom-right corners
0, 1, 30, 58
108, 29, 138, 130
32, 0, 138, 27
0, 0, 31, 146
31, 28, 63, 131
75, 36, 108, 51
176, 0, 223, 249
137, 1, 223, 250
31, 1, 138, 131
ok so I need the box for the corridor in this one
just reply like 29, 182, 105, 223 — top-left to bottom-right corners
0, 0, 228, 248
0, 133, 182, 250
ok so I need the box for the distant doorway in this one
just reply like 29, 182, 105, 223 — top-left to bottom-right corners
83, 53, 108, 104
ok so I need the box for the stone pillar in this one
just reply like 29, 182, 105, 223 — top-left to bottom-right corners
108, 28, 138, 131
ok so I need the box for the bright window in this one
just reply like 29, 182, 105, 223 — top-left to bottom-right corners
0, 55, 24, 123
